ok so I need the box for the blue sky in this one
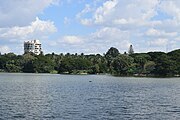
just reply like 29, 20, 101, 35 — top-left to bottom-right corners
0, 0, 179, 54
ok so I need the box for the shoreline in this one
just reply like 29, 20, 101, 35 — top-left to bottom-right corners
0, 72, 179, 78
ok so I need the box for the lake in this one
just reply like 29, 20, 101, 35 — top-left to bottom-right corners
0, 73, 180, 120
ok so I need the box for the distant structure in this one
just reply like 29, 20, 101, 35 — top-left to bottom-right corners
24, 40, 42, 55
128, 45, 134, 54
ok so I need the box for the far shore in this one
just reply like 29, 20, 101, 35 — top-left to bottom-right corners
0, 72, 179, 78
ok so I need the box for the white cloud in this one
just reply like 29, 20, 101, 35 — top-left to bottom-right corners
113, 19, 128, 25
160, 1, 180, 22
78, 0, 159, 27
146, 28, 177, 37
61, 36, 84, 44
0, 45, 10, 53
0, 0, 179, 54
0, 17, 57, 54
148, 38, 168, 47
52, 27, 131, 54
75, 0, 180, 53
175, 37, 180, 42
90, 27, 131, 53
0, 17, 57, 41
0, 0, 59, 27
80, 19, 92, 26
76, 4, 92, 19
94, 0, 118, 24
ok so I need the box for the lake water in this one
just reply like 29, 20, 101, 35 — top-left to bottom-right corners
0, 73, 180, 120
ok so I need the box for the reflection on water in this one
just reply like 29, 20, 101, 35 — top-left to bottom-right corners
0, 73, 180, 120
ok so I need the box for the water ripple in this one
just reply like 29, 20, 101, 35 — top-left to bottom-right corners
0, 73, 180, 119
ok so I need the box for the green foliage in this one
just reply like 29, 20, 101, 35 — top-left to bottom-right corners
88, 64, 100, 74
105, 47, 120, 72
33, 55, 55, 73
134, 54, 149, 73
105, 47, 120, 58
22, 53, 36, 73
110, 55, 134, 75
144, 61, 156, 74
58, 57, 92, 74
151, 54, 178, 76
0, 48, 179, 77
167, 49, 180, 74
6, 60, 21, 72
0, 56, 8, 70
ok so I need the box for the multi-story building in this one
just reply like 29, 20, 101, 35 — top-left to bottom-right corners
24, 40, 42, 55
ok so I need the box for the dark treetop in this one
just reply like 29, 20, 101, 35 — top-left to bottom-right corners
0, 47, 179, 77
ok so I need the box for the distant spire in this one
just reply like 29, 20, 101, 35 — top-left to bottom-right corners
128, 45, 134, 54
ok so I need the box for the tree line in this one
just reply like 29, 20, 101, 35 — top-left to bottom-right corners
0, 47, 179, 77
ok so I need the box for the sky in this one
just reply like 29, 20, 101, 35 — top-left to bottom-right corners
0, 0, 179, 55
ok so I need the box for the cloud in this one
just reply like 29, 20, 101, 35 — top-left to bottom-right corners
113, 19, 128, 25
94, 0, 118, 24
79, 19, 92, 26
146, 28, 177, 37
51, 27, 131, 54
88, 27, 131, 53
91, 27, 130, 47
75, 0, 180, 53
76, 4, 92, 19
148, 38, 168, 47
78, 0, 159, 27
61, 36, 84, 44
0, 0, 179, 54
0, 17, 57, 41
0, 17, 57, 54
0, 0, 59, 27
147, 38, 179, 52
160, 1, 180, 22
0, 45, 10, 53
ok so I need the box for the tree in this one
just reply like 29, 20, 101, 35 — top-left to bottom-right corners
22, 53, 36, 73
128, 45, 134, 54
144, 61, 156, 74
88, 64, 100, 74
151, 54, 177, 76
110, 55, 133, 75
167, 49, 180, 74
133, 54, 151, 74
5, 61, 21, 72
0, 48, 179, 76
33, 55, 55, 73
0, 55, 8, 70
105, 47, 120, 58
105, 47, 120, 72
58, 57, 92, 74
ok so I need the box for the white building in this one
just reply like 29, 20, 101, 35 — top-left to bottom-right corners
24, 40, 42, 55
